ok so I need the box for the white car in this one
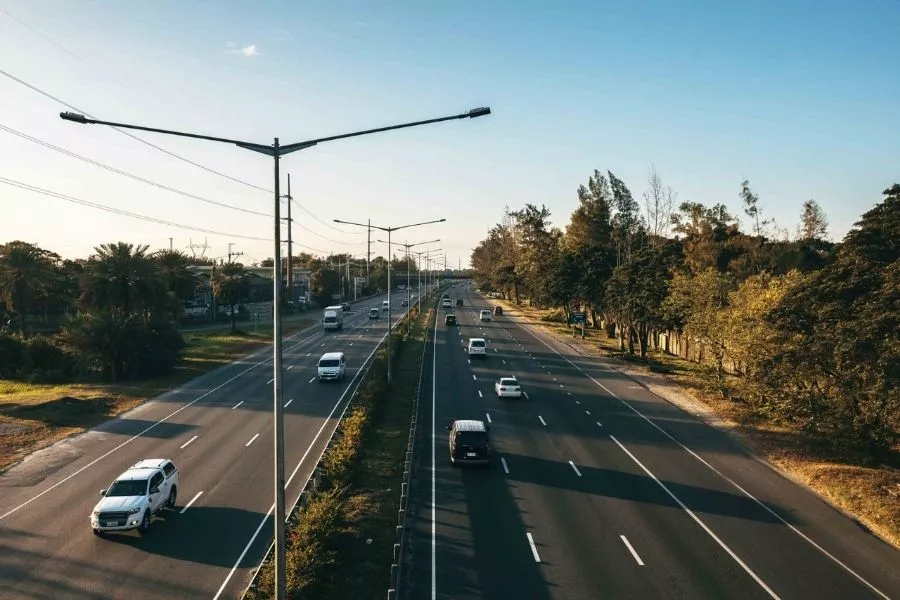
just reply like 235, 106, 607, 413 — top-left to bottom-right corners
479, 309, 491, 322
91, 459, 179, 536
495, 376, 522, 398
467, 338, 487, 357
441, 298, 452, 308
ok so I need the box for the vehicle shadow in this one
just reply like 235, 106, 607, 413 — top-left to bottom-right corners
100, 504, 267, 567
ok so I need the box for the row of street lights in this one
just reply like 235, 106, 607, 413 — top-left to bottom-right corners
59, 105, 489, 599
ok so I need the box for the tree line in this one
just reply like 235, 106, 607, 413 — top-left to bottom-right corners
471, 171, 899, 456
0, 242, 416, 384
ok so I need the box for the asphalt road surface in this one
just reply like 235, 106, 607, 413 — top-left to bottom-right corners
0, 288, 427, 600
401, 282, 900, 600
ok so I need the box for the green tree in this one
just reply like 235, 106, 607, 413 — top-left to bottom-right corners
212, 262, 250, 333
566, 170, 613, 249
608, 171, 644, 266
153, 249, 199, 319
0, 241, 58, 337
798, 199, 829, 241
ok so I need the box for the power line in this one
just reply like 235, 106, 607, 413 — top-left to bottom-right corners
290, 198, 364, 235
0, 66, 271, 193
0, 122, 271, 217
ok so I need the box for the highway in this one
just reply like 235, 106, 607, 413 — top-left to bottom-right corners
401, 283, 900, 599
0, 289, 423, 600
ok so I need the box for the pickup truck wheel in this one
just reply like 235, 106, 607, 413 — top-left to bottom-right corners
167, 486, 177, 508
138, 511, 150, 534
92, 529, 104, 538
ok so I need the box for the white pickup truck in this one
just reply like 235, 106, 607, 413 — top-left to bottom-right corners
90, 458, 179, 536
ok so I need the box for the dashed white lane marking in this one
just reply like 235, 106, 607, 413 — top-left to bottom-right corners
179, 491, 203, 514
320, 343, 325, 347
502, 359, 507, 365
349, 342, 354, 346
586, 410, 591, 416
232, 401, 244, 409
284, 398, 294, 408
575, 400, 580, 405
596, 421, 603, 427
286, 365, 293, 371
467, 359, 471, 365
485, 413, 492, 423
308, 376, 316, 383
552, 377, 557, 381
306, 352, 311, 357
478, 390, 483, 398
180, 435, 198, 449
568, 461, 583, 477
266, 378, 274, 384
526, 532, 541, 563
494, 348, 498, 353
567, 392, 572, 396
501, 457, 510, 474
245, 433, 260, 447
559, 384, 564, 388
523, 392, 530, 400
472, 374, 477, 381
538, 415, 547, 426
620, 535, 644, 566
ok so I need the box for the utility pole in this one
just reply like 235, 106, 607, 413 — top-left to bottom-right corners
227, 243, 243, 264
284, 174, 293, 305
367, 218, 371, 281
169, 237, 173, 251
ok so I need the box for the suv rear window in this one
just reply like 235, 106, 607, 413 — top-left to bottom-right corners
471, 340, 485, 348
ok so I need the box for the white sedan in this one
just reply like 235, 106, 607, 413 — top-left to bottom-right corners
495, 376, 522, 398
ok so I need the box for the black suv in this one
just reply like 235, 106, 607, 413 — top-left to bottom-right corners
494, 306, 503, 315
445, 314, 457, 326
447, 419, 491, 466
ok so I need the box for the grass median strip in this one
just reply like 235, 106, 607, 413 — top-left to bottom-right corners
0, 316, 315, 474
248, 306, 431, 599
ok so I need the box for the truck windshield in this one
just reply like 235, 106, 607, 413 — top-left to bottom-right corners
319, 359, 340, 367
106, 480, 148, 497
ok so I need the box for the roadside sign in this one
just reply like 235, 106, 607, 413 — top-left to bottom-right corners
331, 293, 341, 300
570, 312, 586, 324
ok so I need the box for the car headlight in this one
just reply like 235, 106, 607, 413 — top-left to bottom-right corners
128, 507, 142, 514
92, 510, 101, 517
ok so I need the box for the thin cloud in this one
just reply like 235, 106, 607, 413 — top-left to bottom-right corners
227, 43, 260, 57
270, 26, 291, 41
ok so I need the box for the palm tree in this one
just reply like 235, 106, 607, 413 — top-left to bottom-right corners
212, 262, 249, 333
153, 249, 200, 320
80, 242, 170, 321
0, 241, 58, 337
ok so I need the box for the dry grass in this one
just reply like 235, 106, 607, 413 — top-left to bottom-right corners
493, 298, 900, 549
0, 316, 315, 473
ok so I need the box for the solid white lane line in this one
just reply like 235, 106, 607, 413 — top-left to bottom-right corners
512, 316, 887, 599
431, 298, 438, 600
538, 415, 547, 426
610, 435, 778, 597
620, 535, 644, 566
478, 390, 483, 398
308, 376, 316, 384
232, 401, 244, 410
526, 532, 541, 563
501, 457, 510, 474
568, 461, 583, 477
179, 491, 203, 514
596, 421, 603, 427
485, 413, 492, 424
266, 378, 274, 384
180, 435, 198, 449
284, 399, 294, 408
286, 365, 293, 371
245, 433, 260, 447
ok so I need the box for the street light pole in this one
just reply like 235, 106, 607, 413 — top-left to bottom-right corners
335, 219, 445, 383
61, 105, 489, 600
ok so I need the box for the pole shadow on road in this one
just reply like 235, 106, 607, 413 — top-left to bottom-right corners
500, 452, 793, 525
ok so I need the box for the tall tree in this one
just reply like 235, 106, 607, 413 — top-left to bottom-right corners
798, 199, 829, 241
153, 249, 199, 319
740, 179, 773, 237
0, 241, 58, 336
642, 164, 676, 245
608, 171, 644, 266
566, 170, 613, 249
212, 262, 250, 333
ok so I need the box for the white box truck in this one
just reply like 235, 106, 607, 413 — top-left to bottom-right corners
323, 305, 344, 331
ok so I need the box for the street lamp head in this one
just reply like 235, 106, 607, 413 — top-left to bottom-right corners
467, 107, 491, 118
60, 111, 88, 124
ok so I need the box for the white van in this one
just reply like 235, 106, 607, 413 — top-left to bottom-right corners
479, 309, 491, 322
382, 300, 389, 311
317, 352, 346, 382
467, 338, 487, 358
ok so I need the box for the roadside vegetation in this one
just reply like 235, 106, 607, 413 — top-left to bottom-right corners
471, 173, 899, 547
248, 304, 431, 599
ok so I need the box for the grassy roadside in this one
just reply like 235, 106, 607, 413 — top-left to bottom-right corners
494, 298, 900, 549
248, 305, 431, 599
0, 315, 316, 474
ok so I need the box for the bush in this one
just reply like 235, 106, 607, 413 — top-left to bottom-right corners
541, 308, 568, 323
0, 334, 25, 378
23, 335, 67, 374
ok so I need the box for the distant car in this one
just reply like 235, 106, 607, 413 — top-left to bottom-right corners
401, 299, 409, 307
447, 419, 491, 466
456, 298, 463, 307
369, 307, 380, 319
445, 314, 457, 326
341, 302, 351, 311
91, 459, 179, 536
479, 309, 491, 322
441, 298, 452, 308
382, 300, 389, 311
494, 306, 503, 316
467, 338, 487, 357
495, 376, 522, 398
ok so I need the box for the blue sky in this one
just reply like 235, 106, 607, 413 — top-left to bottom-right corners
1, 0, 898, 266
